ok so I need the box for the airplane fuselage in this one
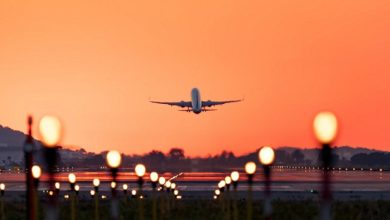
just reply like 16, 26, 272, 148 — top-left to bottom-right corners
191, 88, 202, 114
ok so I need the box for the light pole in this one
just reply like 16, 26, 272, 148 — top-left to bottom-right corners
258, 146, 275, 220
38, 115, 62, 220
313, 112, 338, 220
225, 176, 232, 220
245, 161, 256, 220
31, 165, 41, 220
24, 116, 35, 220
0, 183, 5, 219
54, 182, 60, 196
68, 173, 77, 220
230, 171, 240, 220
135, 164, 146, 220
106, 150, 122, 220
150, 172, 159, 220
92, 178, 100, 220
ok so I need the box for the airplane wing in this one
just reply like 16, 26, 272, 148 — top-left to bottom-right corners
150, 100, 192, 108
201, 99, 242, 107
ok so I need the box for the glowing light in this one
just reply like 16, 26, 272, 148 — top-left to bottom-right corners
135, 164, 146, 177
225, 176, 232, 185
165, 181, 171, 188
31, 165, 42, 179
215, 189, 221, 196
55, 182, 61, 190
68, 173, 76, 184
131, 190, 137, 196
158, 177, 166, 185
176, 195, 182, 199
150, 172, 159, 182
0, 183, 5, 191
218, 180, 226, 189
123, 184, 128, 190
48, 190, 54, 196
213, 195, 217, 199
93, 178, 100, 187
90, 190, 95, 196
173, 189, 179, 196
38, 116, 62, 147
75, 185, 80, 192
111, 182, 117, 189
313, 112, 338, 144
101, 195, 106, 199
106, 150, 122, 169
64, 195, 69, 199
258, 146, 275, 165
170, 183, 176, 190
245, 161, 256, 175
231, 171, 240, 182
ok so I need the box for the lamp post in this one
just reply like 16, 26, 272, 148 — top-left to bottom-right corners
31, 165, 41, 220
218, 180, 227, 218
158, 176, 166, 215
0, 183, 5, 219
150, 172, 159, 220
24, 116, 35, 220
135, 164, 146, 220
38, 115, 62, 220
245, 162, 256, 220
225, 176, 232, 220
54, 182, 60, 196
92, 178, 100, 220
258, 146, 275, 220
313, 112, 338, 220
75, 185, 80, 197
68, 173, 77, 220
106, 150, 122, 220
230, 171, 240, 220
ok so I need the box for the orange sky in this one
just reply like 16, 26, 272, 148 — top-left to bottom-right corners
1, 1, 390, 156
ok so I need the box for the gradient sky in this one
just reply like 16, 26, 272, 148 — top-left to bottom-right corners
1, 1, 390, 156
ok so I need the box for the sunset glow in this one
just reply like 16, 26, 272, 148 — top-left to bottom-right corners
1, 1, 389, 156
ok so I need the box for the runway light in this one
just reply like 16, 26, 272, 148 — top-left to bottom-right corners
215, 189, 221, 196
158, 177, 166, 185
93, 178, 100, 187
123, 184, 128, 190
135, 164, 146, 177
38, 115, 62, 147
55, 182, 61, 190
68, 173, 76, 184
313, 112, 338, 144
106, 150, 122, 169
245, 162, 256, 175
31, 165, 42, 179
231, 171, 240, 182
258, 146, 275, 166
165, 181, 171, 188
225, 176, 232, 185
218, 180, 226, 189
150, 172, 159, 182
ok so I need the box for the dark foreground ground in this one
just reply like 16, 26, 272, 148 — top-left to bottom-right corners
0, 197, 390, 220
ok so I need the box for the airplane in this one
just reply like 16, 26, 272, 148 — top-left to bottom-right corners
150, 88, 242, 114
